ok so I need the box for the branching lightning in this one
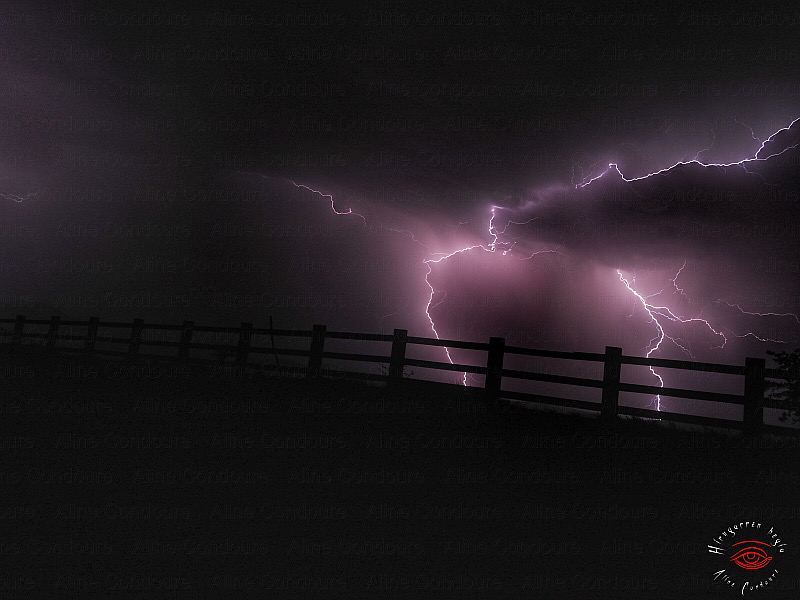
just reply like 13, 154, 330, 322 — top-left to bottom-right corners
617, 266, 731, 409
576, 116, 800, 188
716, 300, 800, 328
280, 181, 563, 386
274, 116, 800, 404
565, 117, 800, 407
734, 117, 763, 144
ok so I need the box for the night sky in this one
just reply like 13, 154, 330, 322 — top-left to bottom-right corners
5, 3, 800, 597
2, 2, 800, 390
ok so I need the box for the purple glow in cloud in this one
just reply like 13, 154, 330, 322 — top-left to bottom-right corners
279, 116, 800, 402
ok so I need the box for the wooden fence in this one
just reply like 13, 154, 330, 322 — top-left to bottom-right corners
1, 315, 797, 436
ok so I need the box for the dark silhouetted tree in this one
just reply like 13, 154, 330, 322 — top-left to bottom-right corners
766, 349, 800, 423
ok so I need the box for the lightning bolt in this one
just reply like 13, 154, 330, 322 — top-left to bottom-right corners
576, 116, 800, 188
617, 259, 799, 409
564, 117, 798, 408
733, 117, 763, 144
1, 176, 37, 203
280, 178, 501, 385
617, 266, 732, 409
0, 188, 36, 203
423, 206, 564, 385
716, 300, 800, 327
689, 132, 716, 162
278, 182, 564, 387
424, 249, 481, 385
447, 218, 472, 229
669, 260, 690, 304
1, 194, 34, 202
715, 300, 800, 344
432, 115, 798, 393
288, 181, 367, 226
617, 270, 667, 409
264, 115, 799, 404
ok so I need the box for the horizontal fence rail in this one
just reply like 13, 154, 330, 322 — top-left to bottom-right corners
1, 315, 798, 436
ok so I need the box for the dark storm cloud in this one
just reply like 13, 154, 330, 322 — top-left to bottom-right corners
510, 130, 799, 264
469, 131, 799, 374
1, 1, 799, 374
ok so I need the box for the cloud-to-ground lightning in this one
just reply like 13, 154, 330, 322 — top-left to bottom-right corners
617, 267, 732, 409
576, 117, 800, 407
421, 207, 565, 385
279, 180, 563, 386
617, 258, 800, 409
270, 115, 800, 404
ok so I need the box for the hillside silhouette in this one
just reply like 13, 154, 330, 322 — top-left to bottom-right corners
3, 348, 799, 598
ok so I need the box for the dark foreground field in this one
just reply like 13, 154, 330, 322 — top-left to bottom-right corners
2, 350, 799, 598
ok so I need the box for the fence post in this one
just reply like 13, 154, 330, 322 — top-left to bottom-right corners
179, 320, 194, 361
129, 319, 144, 358
307, 325, 326, 378
11, 314, 25, 351
85, 317, 99, 356
237, 322, 252, 366
743, 357, 765, 434
601, 346, 623, 421
485, 337, 505, 397
389, 329, 408, 386
47, 315, 60, 352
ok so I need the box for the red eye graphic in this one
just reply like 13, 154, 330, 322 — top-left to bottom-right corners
729, 541, 772, 570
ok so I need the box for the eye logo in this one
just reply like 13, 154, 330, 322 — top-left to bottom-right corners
706, 522, 787, 595
729, 541, 772, 570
